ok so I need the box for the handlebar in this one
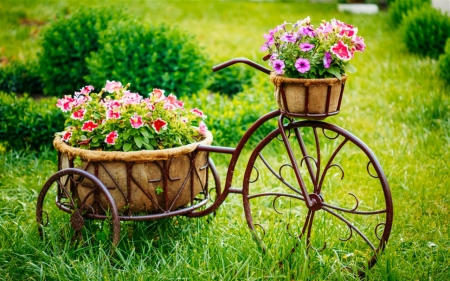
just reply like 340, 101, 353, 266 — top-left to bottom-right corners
212, 57, 271, 75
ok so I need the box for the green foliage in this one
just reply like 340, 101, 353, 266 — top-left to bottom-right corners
207, 65, 253, 96
438, 38, 450, 83
38, 7, 120, 96
85, 20, 209, 97
0, 60, 43, 95
0, 93, 64, 151
401, 5, 450, 59
388, 0, 430, 26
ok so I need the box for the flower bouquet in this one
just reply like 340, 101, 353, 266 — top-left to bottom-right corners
53, 81, 213, 215
261, 17, 366, 118
56, 81, 208, 152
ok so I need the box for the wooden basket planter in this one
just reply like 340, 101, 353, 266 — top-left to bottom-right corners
53, 131, 213, 216
271, 73, 347, 119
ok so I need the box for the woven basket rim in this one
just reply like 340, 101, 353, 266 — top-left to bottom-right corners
270, 72, 348, 86
54, 130, 213, 162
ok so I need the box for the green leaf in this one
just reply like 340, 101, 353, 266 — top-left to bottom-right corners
344, 63, 357, 74
134, 135, 143, 148
141, 128, 150, 139
122, 131, 129, 139
123, 142, 132, 152
326, 66, 342, 80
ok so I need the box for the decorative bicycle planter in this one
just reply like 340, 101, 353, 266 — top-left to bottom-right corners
36, 58, 393, 277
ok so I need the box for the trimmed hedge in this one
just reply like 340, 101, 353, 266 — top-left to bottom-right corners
0, 93, 64, 151
401, 5, 450, 58
389, 0, 430, 26
0, 60, 43, 95
38, 7, 121, 96
85, 20, 209, 96
438, 38, 450, 84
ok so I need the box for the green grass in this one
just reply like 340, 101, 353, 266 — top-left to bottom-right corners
1, 0, 450, 280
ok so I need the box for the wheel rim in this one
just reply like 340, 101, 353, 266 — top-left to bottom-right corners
242, 120, 393, 275
36, 168, 121, 247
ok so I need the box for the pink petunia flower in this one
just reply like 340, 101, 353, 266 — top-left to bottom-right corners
122, 91, 142, 105
80, 85, 94, 95
130, 113, 144, 129
105, 80, 123, 93
105, 131, 119, 145
62, 131, 72, 142
81, 120, 98, 132
152, 118, 167, 133
330, 40, 352, 61
56, 96, 75, 112
198, 121, 207, 136
150, 88, 166, 103
191, 108, 207, 119
106, 109, 121, 120
71, 109, 85, 120
165, 94, 184, 109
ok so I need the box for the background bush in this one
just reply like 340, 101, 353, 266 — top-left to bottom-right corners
401, 5, 450, 58
389, 0, 430, 26
0, 60, 43, 95
38, 7, 120, 96
438, 38, 450, 84
0, 93, 64, 151
85, 20, 209, 96
207, 65, 253, 97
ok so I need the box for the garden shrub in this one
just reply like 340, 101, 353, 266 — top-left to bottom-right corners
389, 0, 430, 26
401, 5, 450, 59
38, 7, 121, 96
0, 60, 43, 95
0, 93, 64, 151
438, 38, 450, 84
85, 20, 209, 96
207, 65, 253, 97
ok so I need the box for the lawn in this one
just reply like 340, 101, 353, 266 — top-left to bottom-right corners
1, 0, 449, 280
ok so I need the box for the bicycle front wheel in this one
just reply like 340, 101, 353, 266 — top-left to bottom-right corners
242, 120, 393, 275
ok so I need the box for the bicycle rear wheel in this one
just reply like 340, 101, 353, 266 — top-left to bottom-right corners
242, 120, 393, 276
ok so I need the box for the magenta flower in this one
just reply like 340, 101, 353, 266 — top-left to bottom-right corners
105, 80, 123, 93
300, 26, 315, 37
62, 131, 72, 142
152, 118, 168, 133
130, 113, 144, 129
295, 58, 311, 73
198, 121, 207, 136
272, 59, 285, 75
323, 52, 332, 69
191, 108, 207, 119
81, 120, 99, 132
106, 110, 121, 120
299, 42, 314, 52
281, 33, 297, 43
71, 109, 85, 120
352, 36, 366, 52
331, 40, 352, 61
105, 131, 119, 145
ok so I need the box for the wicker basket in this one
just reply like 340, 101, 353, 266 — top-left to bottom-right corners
271, 73, 347, 119
54, 131, 213, 215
